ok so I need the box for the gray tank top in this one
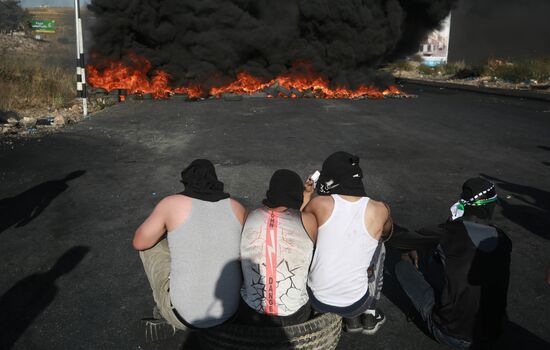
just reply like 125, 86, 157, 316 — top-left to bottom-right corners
167, 198, 242, 328
240, 206, 314, 316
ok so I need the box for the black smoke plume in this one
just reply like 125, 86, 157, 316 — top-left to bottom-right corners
450, 0, 550, 63
88, 0, 457, 89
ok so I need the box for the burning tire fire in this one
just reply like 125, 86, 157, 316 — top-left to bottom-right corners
87, 54, 409, 100
87, 0, 456, 101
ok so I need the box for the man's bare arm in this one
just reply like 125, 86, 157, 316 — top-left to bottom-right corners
301, 178, 315, 211
301, 211, 318, 242
381, 202, 393, 238
133, 199, 169, 251
230, 198, 247, 225
304, 195, 335, 229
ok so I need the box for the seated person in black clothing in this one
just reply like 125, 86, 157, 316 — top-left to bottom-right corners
389, 178, 512, 349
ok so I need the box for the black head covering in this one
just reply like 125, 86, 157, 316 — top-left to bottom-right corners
316, 151, 367, 197
263, 169, 304, 210
460, 177, 497, 220
180, 159, 230, 202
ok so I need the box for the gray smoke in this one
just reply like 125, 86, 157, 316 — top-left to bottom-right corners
88, 0, 457, 89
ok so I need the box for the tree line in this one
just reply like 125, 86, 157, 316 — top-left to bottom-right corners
0, 0, 30, 34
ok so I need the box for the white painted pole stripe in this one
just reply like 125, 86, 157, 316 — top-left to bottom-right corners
78, 19, 84, 54
74, 0, 88, 116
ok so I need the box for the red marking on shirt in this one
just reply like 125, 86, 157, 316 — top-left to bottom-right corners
265, 209, 279, 315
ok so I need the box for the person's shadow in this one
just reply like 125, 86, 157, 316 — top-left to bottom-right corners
180, 258, 246, 349
0, 170, 86, 234
481, 173, 550, 240
469, 236, 549, 349
0, 246, 90, 349
178, 258, 292, 349
538, 145, 550, 167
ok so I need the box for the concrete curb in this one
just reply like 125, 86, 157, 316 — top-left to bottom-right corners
398, 78, 550, 102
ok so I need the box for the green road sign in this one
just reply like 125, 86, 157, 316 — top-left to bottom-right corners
31, 19, 56, 33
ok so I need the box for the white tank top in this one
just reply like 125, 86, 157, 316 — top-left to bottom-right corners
308, 195, 379, 307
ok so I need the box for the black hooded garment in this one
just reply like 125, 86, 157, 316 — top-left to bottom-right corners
180, 159, 230, 202
262, 169, 304, 210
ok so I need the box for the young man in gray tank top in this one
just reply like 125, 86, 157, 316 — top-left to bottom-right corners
238, 170, 318, 326
133, 159, 246, 341
304, 152, 393, 335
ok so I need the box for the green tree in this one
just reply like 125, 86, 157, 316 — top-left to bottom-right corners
0, 0, 30, 34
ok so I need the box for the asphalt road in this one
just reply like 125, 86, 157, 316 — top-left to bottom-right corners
1, 84, 549, 350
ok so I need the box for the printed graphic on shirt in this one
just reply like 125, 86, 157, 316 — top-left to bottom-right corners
241, 208, 312, 316
247, 260, 303, 314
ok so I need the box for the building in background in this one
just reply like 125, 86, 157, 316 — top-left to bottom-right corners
417, 14, 451, 67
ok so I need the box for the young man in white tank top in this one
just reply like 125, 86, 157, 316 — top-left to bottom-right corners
132, 159, 246, 341
304, 152, 392, 335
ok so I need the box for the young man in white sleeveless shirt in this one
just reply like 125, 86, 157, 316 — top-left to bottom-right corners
239, 169, 318, 326
133, 159, 246, 341
304, 152, 392, 335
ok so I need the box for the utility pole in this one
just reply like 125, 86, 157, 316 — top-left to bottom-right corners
74, 0, 88, 117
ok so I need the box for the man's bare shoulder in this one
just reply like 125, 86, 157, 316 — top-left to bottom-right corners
301, 210, 317, 222
230, 198, 245, 210
304, 196, 334, 228
301, 211, 318, 241
308, 195, 333, 207
367, 199, 390, 220
230, 198, 247, 225
158, 195, 192, 210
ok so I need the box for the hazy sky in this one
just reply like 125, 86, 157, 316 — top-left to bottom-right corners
21, 0, 90, 7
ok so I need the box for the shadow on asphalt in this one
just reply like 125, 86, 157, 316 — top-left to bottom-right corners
0, 246, 90, 349
481, 174, 550, 240
180, 333, 201, 349
495, 321, 550, 349
539, 145, 550, 167
175, 322, 550, 350
0, 170, 86, 235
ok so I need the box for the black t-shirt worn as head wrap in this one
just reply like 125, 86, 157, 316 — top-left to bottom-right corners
263, 169, 304, 210
316, 151, 367, 197
180, 159, 230, 202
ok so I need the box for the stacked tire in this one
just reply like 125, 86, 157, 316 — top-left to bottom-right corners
198, 313, 342, 350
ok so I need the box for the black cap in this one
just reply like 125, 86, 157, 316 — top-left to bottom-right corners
317, 151, 366, 197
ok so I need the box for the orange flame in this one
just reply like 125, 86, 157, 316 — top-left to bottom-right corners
87, 54, 406, 99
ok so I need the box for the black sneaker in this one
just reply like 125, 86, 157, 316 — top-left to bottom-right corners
361, 310, 386, 335
141, 318, 177, 343
343, 316, 363, 333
